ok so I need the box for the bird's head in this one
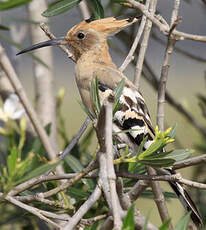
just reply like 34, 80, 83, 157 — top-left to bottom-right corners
17, 17, 138, 61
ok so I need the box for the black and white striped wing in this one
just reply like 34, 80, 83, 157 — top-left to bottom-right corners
98, 81, 154, 151
98, 80, 203, 228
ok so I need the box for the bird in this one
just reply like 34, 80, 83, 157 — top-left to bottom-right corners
17, 16, 202, 227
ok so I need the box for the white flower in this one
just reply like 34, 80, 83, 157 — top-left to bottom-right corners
0, 94, 25, 122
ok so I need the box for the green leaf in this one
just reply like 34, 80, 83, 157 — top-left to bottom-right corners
0, 24, 9, 30
142, 211, 151, 230
7, 148, 18, 177
165, 149, 193, 162
113, 78, 125, 114
78, 100, 95, 120
95, 77, 101, 113
87, 0, 104, 19
64, 154, 94, 189
42, 0, 81, 17
174, 212, 191, 230
90, 77, 101, 117
0, 0, 32, 11
65, 154, 83, 172
67, 187, 90, 201
122, 203, 135, 230
138, 139, 166, 160
167, 124, 177, 139
159, 219, 171, 230
15, 156, 32, 180
139, 158, 175, 167
16, 161, 61, 184
0, 34, 49, 69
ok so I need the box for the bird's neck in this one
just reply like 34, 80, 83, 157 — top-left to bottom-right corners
76, 42, 116, 68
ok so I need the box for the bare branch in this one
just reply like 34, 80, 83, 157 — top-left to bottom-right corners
62, 182, 102, 230
3, 193, 60, 229
126, 0, 206, 42
119, 12, 147, 72
105, 101, 122, 229
134, 0, 155, 89
40, 23, 75, 62
147, 167, 172, 228
157, 19, 180, 131
59, 117, 90, 160
15, 159, 97, 202
79, 0, 90, 20
173, 153, 206, 170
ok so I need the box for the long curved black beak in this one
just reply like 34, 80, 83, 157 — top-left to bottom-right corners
16, 37, 67, 55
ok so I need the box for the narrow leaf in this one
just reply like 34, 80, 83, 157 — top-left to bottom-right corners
174, 212, 191, 230
0, 0, 32, 11
87, 0, 104, 19
0, 24, 9, 30
42, 0, 81, 17
167, 124, 177, 139
65, 154, 94, 189
159, 219, 171, 230
7, 148, 18, 177
113, 78, 125, 114
139, 158, 175, 167
16, 161, 61, 184
166, 149, 193, 162
122, 203, 135, 230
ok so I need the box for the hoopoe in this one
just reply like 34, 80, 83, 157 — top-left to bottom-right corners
17, 17, 202, 227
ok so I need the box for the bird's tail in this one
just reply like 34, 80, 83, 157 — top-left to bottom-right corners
168, 169, 203, 228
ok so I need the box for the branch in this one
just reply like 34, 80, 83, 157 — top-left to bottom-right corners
119, 12, 147, 72
173, 153, 206, 170
142, 60, 206, 136
0, 44, 57, 161
62, 182, 102, 230
15, 159, 97, 202
147, 167, 172, 228
59, 117, 90, 160
3, 193, 60, 229
157, 17, 180, 131
40, 23, 75, 62
126, 0, 206, 42
134, 0, 154, 88
105, 100, 122, 229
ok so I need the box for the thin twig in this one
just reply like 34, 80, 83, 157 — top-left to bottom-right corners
173, 153, 206, 170
126, 0, 206, 42
40, 23, 75, 62
59, 117, 90, 160
127, 180, 150, 202
142, 60, 206, 136
157, 18, 181, 131
14, 159, 97, 202
3, 193, 60, 229
147, 167, 172, 228
119, 12, 148, 72
134, 0, 155, 89
0, 45, 57, 161
62, 182, 102, 230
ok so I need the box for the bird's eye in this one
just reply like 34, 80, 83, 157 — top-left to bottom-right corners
77, 32, 85, 39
